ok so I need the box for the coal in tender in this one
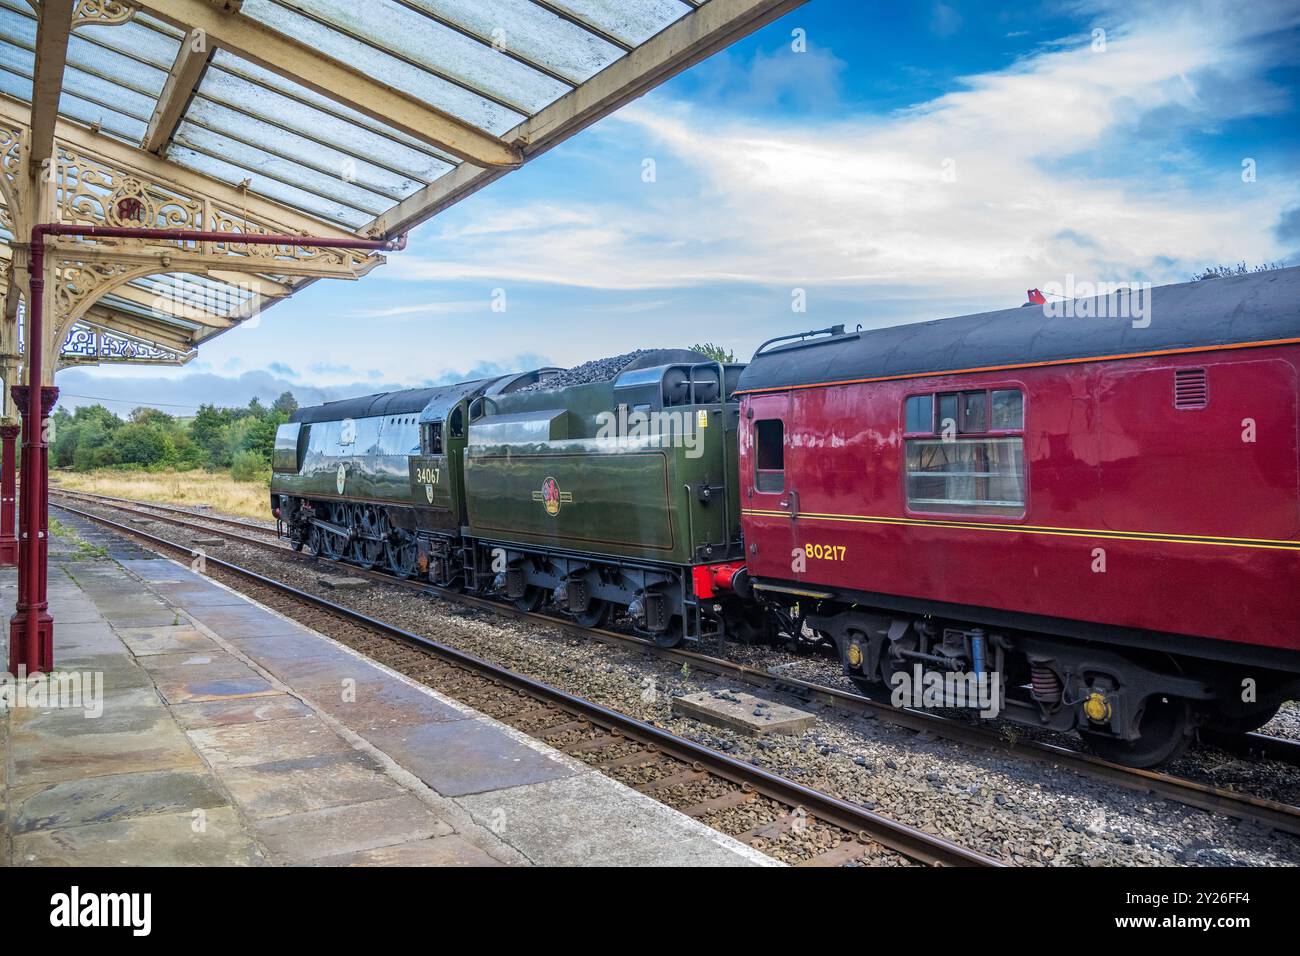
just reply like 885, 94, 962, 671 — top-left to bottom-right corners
515, 350, 657, 392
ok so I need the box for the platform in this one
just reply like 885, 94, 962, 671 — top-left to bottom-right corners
0, 513, 774, 867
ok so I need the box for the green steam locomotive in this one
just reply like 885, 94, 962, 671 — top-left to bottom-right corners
270, 350, 751, 645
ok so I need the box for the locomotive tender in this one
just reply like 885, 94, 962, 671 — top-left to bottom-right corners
272, 267, 1300, 767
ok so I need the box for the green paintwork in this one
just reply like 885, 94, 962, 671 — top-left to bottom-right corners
465, 377, 742, 566
271, 413, 420, 506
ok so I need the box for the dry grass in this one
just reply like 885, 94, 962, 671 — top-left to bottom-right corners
51, 469, 271, 521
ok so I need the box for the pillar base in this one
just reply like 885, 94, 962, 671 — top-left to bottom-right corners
0, 423, 17, 568
8, 608, 54, 676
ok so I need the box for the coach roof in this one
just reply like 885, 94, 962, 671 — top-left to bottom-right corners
736, 266, 1300, 394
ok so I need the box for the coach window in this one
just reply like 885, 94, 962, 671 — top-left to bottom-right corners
755, 419, 785, 493
904, 388, 1025, 517
905, 395, 933, 433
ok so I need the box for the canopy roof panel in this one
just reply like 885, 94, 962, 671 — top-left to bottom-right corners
0, 0, 804, 363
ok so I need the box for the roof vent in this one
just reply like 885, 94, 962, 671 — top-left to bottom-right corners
1174, 368, 1207, 409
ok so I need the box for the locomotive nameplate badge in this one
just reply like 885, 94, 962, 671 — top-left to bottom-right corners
532, 476, 573, 516
425, 483, 434, 504
336, 463, 346, 495
697, 409, 708, 429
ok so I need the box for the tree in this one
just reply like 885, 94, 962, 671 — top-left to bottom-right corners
130, 406, 173, 426
690, 342, 738, 363
114, 422, 173, 466
242, 415, 280, 463
271, 390, 299, 416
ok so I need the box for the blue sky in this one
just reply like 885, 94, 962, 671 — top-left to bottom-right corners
62, 0, 1300, 413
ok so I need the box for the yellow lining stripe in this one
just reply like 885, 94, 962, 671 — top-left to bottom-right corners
741, 509, 1300, 552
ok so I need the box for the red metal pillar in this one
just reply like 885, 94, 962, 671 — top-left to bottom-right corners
8, 384, 56, 674
10, 222, 53, 675
0, 423, 17, 566
5, 223, 404, 677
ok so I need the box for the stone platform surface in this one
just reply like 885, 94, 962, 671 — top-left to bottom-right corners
0, 510, 774, 867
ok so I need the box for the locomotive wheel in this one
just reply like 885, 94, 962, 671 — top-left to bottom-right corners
350, 505, 383, 570
381, 517, 418, 579
573, 599, 611, 629
1080, 694, 1193, 768
514, 586, 545, 613
321, 503, 346, 560
305, 524, 323, 558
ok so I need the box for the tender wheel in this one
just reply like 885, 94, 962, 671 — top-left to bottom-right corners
1081, 694, 1193, 768
651, 617, 684, 649
573, 599, 611, 629
513, 586, 545, 613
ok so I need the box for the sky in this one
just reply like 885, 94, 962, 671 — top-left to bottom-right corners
59, 0, 1300, 414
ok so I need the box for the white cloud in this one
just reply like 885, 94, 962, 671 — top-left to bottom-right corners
390, 0, 1300, 306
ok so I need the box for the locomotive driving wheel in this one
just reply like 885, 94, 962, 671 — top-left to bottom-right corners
383, 516, 418, 579
321, 503, 347, 560
350, 505, 384, 570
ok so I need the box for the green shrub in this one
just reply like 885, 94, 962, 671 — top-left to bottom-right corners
230, 450, 269, 483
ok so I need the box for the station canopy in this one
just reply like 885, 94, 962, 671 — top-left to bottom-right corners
0, 0, 801, 366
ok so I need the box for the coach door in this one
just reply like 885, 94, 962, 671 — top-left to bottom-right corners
742, 392, 798, 580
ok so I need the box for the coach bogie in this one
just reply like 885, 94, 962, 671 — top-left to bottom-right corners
809, 601, 1220, 766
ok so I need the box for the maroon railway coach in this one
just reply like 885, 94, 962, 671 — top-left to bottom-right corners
735, 267, 1300, 766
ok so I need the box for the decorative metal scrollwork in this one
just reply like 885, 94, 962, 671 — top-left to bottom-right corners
59, 324, 190, 366
70, 0, 138, 30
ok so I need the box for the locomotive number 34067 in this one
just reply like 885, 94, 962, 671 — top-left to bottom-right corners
416, 467, 441, 485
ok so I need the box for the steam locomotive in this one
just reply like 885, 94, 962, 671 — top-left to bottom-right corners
272, 266, 1300, 766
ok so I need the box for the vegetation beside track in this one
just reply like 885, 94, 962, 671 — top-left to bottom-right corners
51, 470, 270, 520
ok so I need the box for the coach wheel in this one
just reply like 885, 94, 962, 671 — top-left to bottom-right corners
1080, 694, 1192, 768
1203, 704, 1280, 737
573, 599, 611, 629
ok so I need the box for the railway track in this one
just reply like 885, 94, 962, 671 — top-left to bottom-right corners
51, 487, 1300, 840
49, 494, 997, 868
